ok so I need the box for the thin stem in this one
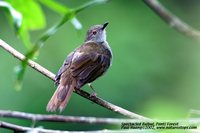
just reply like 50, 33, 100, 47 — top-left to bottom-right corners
1, 121, 132, 133
144, 0, 200, 41
0, 110, 142, 124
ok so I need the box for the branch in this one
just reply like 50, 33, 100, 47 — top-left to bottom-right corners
0, 39, 150, 120
0, 110, 142, 125
0, 121, 31, 133
1, 121, 134, 133
143, 0, 200, 41
2, 110, 200, 124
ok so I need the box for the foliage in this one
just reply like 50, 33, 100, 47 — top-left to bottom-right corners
1, 0, 109, 90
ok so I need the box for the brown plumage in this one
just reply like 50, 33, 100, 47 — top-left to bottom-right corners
47, 23, 112, 112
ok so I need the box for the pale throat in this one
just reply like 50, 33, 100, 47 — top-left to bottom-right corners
101, 30, 107, 42
96, 30, 107, 43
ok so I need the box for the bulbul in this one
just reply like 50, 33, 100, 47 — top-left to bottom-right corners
47, 22, 112, 112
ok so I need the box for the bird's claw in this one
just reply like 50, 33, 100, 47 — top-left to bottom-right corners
90, 92, 97, 98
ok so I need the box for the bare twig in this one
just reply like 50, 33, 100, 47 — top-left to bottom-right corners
143, 0, 200, 41
0, 110, 142, 124
2, 110, 200, 124
0, 121, 31, 133
0, 39, 149, 120
1, 121, 135, 133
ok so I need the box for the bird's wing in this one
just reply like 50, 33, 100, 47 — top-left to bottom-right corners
70, 42, 111, 88
55, 52, 75, 85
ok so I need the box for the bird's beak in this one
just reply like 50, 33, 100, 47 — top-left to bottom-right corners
102, 22, 109, 30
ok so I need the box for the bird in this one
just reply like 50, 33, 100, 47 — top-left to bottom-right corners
47, 22, 112, 112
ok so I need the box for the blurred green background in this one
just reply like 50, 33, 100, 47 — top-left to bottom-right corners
1, 0, 200, 132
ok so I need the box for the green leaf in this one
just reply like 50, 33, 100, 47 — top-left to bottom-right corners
38, 0, 82, 30
14, 65, 25, 91
74, 0, 109, 14
0, 1, 22, 32
38, 0, 71, 14
5, 0, 46, 49
19, 26, 32, 49
6, 0, 46, 30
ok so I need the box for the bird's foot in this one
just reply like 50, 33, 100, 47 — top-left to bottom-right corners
88, 83, 97, 97
90, 92, 97, 98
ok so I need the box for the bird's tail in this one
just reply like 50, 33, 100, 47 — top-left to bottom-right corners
46, 80, 75, 112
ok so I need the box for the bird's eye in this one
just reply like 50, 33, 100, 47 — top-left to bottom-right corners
92, 31, 97, 35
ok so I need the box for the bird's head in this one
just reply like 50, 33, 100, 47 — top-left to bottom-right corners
85, 22, 109, 43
